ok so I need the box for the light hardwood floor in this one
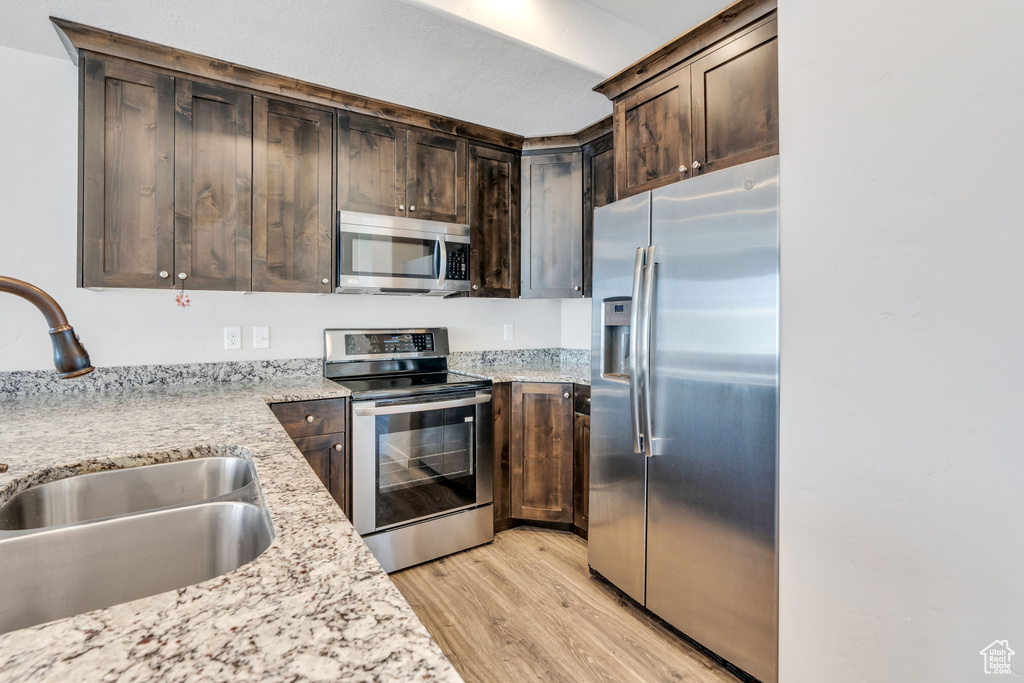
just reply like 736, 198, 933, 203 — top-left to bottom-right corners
390, 527, 740, 683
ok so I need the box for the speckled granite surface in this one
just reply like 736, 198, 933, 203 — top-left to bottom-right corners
0, 377, 461, 683
0, 358, 322, 398
449, 348, 591, 385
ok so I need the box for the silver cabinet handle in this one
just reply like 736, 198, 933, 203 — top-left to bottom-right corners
159, 271, 169, 279
398, 204, 405, 210
587, 397, 591, 403
692, 161, 702, 170
178, 273, 188, 280
678, 165, 688, 173
629, 248, 645, 455
563, 392, 570, 399
574, 285, 581, 291
305, 415, 314, 423
354, 392, 491, 416
334, 443, 343, 451
321, 278, 330, 285
410, 205, 416, 211
472, 284, 479, 290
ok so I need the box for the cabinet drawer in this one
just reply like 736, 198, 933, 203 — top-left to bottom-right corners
271, 398, 348, 438
574, 384, 591, 416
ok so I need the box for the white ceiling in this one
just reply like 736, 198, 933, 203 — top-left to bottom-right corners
0, 0, 731, 137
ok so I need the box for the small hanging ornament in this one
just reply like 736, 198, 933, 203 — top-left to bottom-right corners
175, 272, 191, 308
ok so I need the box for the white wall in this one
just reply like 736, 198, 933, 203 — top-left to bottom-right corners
0, 46, 564, 372
559, 298, 592, 349
778, 1, 1024, 681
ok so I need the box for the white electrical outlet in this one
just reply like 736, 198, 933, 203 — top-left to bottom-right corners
253, 326, 270, 349
503, 324, 514, 341
224, 327, 241, 350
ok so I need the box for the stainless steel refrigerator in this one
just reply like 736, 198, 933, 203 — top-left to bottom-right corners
589, 155, 779, 683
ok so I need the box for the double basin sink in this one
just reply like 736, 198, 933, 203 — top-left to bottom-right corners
0, 456, 274, 634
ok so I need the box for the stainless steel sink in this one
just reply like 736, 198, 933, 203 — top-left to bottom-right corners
0, 456, 255, 530
0, 455, 275, 634
0, 501, 273, 634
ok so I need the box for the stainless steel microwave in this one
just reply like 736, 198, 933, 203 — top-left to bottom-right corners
336, 211, 470, 296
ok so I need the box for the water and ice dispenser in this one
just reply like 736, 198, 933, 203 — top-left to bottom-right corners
601, 298, 632, 380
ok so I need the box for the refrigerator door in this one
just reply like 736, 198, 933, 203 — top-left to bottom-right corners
588, 192, 650, 604
646, 156, 779, 683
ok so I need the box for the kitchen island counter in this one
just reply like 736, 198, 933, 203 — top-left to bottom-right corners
0, 377, 461, 682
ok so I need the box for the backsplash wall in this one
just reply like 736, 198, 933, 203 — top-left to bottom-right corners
0, 45, 575, 373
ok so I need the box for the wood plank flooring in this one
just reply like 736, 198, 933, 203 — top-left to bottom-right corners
390, 527, 740, 683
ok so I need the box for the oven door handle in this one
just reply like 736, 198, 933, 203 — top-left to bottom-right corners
353, 392, 491, 416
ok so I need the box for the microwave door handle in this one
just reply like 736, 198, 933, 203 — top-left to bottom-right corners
353, 392, 490, 416
629, 247, 645, 455
436, 236, 448, 288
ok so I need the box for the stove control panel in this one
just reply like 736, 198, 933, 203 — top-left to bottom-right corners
343, 332, 434, 356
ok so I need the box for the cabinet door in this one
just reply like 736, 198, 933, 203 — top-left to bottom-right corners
81, 59, 174, 288
510, 382, 574, 523
406, 129, 467, 223
520, 152, 583, 299
173, 81, 252, 291
293, 432, 349, 516
252, 97, 333, 293
582, 133, 614, 298
337, 113, 407, 217
614, 65, 691, 200
573, 412, 591, 535
691, 19, 779, 175
468, 145, 520, 298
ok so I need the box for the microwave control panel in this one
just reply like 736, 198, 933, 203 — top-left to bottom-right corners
446, 243, 469, 281
344, 332, 434, 356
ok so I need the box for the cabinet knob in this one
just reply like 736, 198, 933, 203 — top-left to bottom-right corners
334, 443, 343, 451
159, 271, 169, 279
574, 285, 581, 291
178, 273, 188, 280
472, 284, 479, 290
321, 278, 330, 285
305, 415, 314, 423
678, 165, 688, 173
399, 204, 405, 210
563, 392, 570, 399
692, 161, 702, 170
587, 397, 591, 403
409, 205, 416, 211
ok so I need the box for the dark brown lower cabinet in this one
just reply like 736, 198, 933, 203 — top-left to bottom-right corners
270, 398, 349, 517
510, 382, 575, 523
292, 432, 349, 517
573, 384, 591, 537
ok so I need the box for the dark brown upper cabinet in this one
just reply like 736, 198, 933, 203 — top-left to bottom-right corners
468, 145, 520, 298
691, 18, 778, 176
582, 132, 614, 298
337, 113, 407, 217
510, 382, 575, 524
174, 81, 253, 291
252, 97, 334, 293
81, 58, 175, 289
520, 152, 583, 299
614, 65, 692, 200
407, 130, 468, 224
338, 113, 467, 224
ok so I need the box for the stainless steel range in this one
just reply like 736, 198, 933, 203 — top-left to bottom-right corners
324, 328, 493, 572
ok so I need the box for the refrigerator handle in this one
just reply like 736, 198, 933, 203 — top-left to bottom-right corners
629, 247, 646, 454
640, 246, 657, 457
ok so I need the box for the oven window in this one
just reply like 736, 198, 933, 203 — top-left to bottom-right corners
375, 402, 476, 528
341, 233, 437, 279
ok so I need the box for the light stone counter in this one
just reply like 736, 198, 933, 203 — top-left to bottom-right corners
0, 377, 461, 682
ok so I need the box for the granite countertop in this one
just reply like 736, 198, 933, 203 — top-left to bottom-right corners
452, 365, 591, 385
0, 377, 461, 682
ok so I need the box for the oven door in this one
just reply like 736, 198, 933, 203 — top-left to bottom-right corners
350, 390, 493, 535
